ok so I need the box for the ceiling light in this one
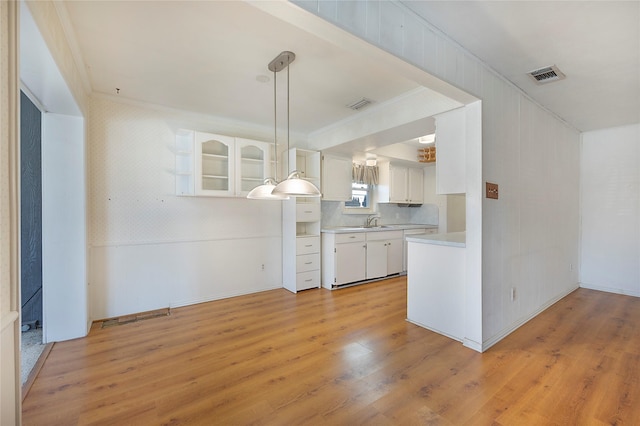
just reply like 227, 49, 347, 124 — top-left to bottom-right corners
272, 171, 321, 197
419, 134, 436, 144
270, 51, 321, 198
247, 178, 289, 199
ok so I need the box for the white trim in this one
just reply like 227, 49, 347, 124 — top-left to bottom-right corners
406, 318, 463, 343
19, 82, 47, 112
463, 338, 482, 353
481, 285, 579, 352
579, 282, 640, 298
170, 285, 283, 309
90, 234, 283, 249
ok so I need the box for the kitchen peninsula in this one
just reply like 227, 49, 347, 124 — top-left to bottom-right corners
406, 231, 466, 342
321, 224, 438, 289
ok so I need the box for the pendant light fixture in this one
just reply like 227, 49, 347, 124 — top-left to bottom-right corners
246, 52, 290, 200
270, 51, 321, 198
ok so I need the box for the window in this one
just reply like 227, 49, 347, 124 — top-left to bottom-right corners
345, 182, 372, 210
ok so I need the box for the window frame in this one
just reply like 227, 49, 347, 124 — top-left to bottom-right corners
343, 182, 376, 215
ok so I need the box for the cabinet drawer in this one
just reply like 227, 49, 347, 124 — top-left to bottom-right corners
335, 232, 366, 244
296, 236, 320, 254
296, 270, 320, 290
296, 253, 320, 272
296, 203, 320, 222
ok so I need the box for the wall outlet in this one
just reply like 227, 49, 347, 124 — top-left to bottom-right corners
510, 287, 516, 301
261, 263, 265, 272
569, 263, 573, 271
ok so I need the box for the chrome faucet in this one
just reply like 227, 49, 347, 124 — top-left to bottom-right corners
365, 214, 379, 228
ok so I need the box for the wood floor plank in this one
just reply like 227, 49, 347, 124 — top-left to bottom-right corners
22, 279, 640, 425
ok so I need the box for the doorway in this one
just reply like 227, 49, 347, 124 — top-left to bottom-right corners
20, 90, 43, 332
19, 90, 46, 385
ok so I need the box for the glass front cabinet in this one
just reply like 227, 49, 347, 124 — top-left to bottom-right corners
195, 132, 234, 196
177, 130, 271, 197
235, 138, 271, 197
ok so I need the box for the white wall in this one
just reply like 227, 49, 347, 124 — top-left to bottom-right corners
88, 97, 284, 319
42, 113, 88, 342
581, 123, 640, 297
294, 0, 581, 349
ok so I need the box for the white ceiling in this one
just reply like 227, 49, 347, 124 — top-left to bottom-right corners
61, 0, 422, 138
400, 1, 640, 132
57, 0, 639, 146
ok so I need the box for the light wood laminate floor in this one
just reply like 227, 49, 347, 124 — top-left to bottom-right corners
22, 277, 640, 425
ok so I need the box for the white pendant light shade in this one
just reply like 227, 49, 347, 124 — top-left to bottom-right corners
272, 171, 321, 197
247, 178, 290, 200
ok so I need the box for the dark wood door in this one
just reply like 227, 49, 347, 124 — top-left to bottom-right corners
20, 91, 42, 328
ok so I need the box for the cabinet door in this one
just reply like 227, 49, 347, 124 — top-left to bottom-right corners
195, 132, 234, 196
408, 167, 424, 204
389, 166, 408, 203
322, 154, 352, 201
335, 242, 366, 285
386, 239, 403, 275
235, 138, 270, 196
366, 240, 388, 279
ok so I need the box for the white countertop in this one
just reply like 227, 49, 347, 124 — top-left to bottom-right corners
405, 231, 466, 248
321, 224, 438, 234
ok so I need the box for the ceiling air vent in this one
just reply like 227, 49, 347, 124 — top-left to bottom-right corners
528, 65, 566, 85
347, 98, 374, 111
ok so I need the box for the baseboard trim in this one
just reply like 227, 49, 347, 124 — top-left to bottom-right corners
579, 282, 640, 298
170, 284, 284, 309
481, 285, 579, 352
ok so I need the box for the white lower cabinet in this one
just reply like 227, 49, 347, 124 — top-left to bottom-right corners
292, 235, 321, 291
322, 230, 403, 288
366, 231, 403, 279
366, 240, 388, 279
335, 240, 367, 286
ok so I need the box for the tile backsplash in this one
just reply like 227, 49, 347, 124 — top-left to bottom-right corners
321, 201, 439, 228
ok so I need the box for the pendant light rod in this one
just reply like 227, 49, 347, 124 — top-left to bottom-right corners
273, 65, 278, 182
287, 53, 291, 173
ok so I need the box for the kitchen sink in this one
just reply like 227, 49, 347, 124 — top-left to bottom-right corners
333, 225, 394, 231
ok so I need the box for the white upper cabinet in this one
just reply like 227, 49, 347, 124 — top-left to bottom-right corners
378, 162, 424, 204
195, 132, 235, 196
235, 138, 271, 197
321, 153, 352, 201
435, 107, 466, 194
407, 167, 424, 204
389, 165, 408, 203
176, 130, 271, 197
